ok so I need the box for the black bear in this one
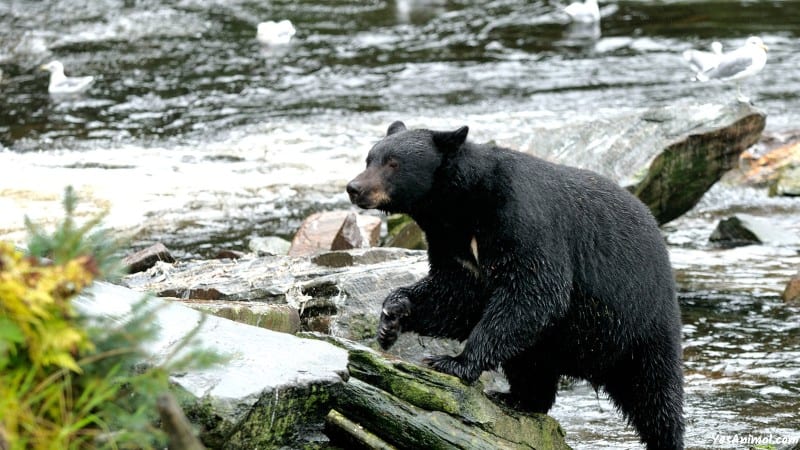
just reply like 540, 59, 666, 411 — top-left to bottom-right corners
346, 121, 684, 450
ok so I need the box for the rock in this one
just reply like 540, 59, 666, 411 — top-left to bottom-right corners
384, 214, 426, 250
214, 249, 245, 260
741, 140, 800, 188
521, 102, 766, 224
774, 165, 800, 197
289, 210, 381, 257
709, 216, 761, 247
314, 335, 570, 450
120, 248, 428, 341
248, 236, 291, 256
181, 300, 301, 333
122, 242, 175, 274
782, 272, 800, 304
331, 212, 378, 250
709, 214, 800, 247
74, 281, 349, 449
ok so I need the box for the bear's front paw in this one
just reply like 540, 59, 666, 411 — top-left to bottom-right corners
423, 354, 481, 384
377, 293, 412, 350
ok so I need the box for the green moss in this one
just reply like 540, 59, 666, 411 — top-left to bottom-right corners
634, 112, 765, 225
347, 350, 496, 425
384, 214, 427, 250
347, 314, 379, 341
179, 382, 340, 449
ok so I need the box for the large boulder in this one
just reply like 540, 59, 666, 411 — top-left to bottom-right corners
74, 282, 349, 449
520, 102, 766, 224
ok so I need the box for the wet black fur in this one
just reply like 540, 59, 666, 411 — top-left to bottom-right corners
347, 121, 684, 450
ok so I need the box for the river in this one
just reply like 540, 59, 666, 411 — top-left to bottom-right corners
1, 0, 798, 448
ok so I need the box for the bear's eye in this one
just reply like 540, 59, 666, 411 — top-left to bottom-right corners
387, 157, 399, 169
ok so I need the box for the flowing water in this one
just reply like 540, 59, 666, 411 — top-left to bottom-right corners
1, 0, 799, 448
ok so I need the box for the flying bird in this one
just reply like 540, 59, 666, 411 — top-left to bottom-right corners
564, 0, 600, 24
682, 41, 723, 73
256, 20, 296, 46
696, 36, 768, 102
39, 60, 94, 95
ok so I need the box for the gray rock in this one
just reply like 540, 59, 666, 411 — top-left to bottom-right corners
74, 281, 348, 449
521, 102, 766, 224
121, 248, 428, 341
709, 214, 800, 247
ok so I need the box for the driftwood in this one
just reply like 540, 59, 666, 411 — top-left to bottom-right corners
313, 335, 570, 450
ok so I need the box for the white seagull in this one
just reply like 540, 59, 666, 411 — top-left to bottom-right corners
696, 36, 768, 102
256, 20, 296, 46
564, 0, 600, 24
682, 41, 723, 73
40, 60, 94, 95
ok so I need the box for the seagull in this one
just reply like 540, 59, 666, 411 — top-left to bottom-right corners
696, 36, 768, 102
256, 20, 296, 46
682, 41, 723, 73
39, 60, 94, 95
564, 0, 600, 24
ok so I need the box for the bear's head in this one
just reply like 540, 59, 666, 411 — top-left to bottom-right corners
346, 121, 468, 214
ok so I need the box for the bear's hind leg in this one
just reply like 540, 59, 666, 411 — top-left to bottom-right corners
604, 352, 684, 450
500, 353, 560, 413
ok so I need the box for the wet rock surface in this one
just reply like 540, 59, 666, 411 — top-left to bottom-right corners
74, 282, 349, 449
121, 247, 428, 341
521, 101, 766, 224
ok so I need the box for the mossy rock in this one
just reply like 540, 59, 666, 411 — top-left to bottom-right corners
183, 300, 301, 334
384, 215, 426, 250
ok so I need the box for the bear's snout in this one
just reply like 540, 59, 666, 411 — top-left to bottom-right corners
346, 180, 363, 200
346, 171, 389, 210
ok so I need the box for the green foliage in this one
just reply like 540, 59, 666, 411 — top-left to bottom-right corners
0, 186, 221, 449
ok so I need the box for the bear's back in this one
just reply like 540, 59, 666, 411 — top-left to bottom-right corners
469, 145, 675, 315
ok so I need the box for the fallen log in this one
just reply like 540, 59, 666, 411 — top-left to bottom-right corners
312, 335, 570, 450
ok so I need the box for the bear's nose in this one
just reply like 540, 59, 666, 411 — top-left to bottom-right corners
346, 180, 362, 198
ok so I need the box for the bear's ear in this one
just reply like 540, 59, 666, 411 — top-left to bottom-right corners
432, 126, 469, 153
387, 121, 407, 136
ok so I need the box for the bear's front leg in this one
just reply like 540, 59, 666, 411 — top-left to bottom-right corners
423, 270, 570, 385
377, 288, 412, 350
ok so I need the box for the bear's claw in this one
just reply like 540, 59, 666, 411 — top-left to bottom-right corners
377, 292, 412, 350
423, 354, 480, 384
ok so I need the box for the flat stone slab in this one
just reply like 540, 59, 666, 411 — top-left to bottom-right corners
75, 281, 348, 448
